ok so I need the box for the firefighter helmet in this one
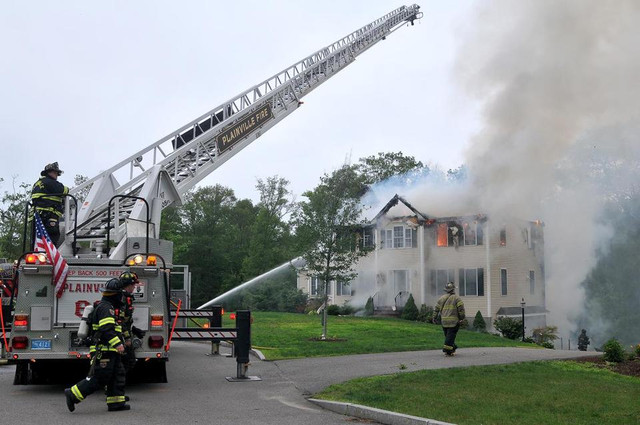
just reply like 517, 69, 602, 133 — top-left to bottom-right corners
119, 272, 139, 286
41, 162, 63, 176
100, 278, 125, 293
444, 282, 456, 293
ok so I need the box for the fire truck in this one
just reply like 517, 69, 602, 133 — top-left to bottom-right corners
2, 5, 422, 384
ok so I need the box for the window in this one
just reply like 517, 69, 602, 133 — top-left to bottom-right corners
501, 269, 508, 296
463, 220, 484, 246
529, 271, 535, 295
459, 268, 484, 296
310, 277, 319, 296
500, 227, 507, 246
380, 226, 417, 249
437, 223, 448, 246
363, 227, 374, 248
393, 226, 404, 248
310, 277, 325, 296
336, 281, 351, 296
430, 269, 454, 295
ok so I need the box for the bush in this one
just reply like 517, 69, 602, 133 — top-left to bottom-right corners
401, 294, 419, 321
532, 326, 558, 345
634, 344, 640, 359
327, 304, 341, 316
304, 298, 324, 314
340, 303, 355, 316
540, 342, 555, 349
417, 304, 434, 323
364, 296, 374, 316
493, 316, 523, 340
472, 311, 487, 332
603, 338, 625, 363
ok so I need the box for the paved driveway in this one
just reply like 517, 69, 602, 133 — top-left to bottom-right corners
0, 343, 594, 424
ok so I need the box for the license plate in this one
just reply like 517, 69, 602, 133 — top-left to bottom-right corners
31, 339, 52, 350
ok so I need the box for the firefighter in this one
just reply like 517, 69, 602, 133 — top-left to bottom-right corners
119, 272, 145, 376
64, 278, 130, 412
31, 162, 69, 246
578, 329, 590, 351
433, 282, 465, 356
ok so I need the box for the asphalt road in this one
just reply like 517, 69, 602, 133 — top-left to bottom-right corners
0, 343, 594, 424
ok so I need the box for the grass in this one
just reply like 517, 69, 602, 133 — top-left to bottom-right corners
237, 311, 529, 360
315, 361, 640, 425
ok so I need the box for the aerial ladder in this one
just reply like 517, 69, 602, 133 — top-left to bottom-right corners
61, 4, 422, 259
6, 5, 422, 384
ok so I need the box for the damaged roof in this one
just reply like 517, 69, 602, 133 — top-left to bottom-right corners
372, 194, 429, 223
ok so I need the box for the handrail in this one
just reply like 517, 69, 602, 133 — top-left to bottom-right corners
106, 195, 150, 256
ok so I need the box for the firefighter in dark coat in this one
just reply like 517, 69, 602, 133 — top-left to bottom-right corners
433, 282, 466, 356
31, 162, 69, 246
65, 278, 130, 412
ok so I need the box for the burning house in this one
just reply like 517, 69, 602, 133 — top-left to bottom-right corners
297, 194, 547, 333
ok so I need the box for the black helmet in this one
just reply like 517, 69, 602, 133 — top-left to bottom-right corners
100, 278, 125, 293
41, 162, 63, 176
119, 272, 139, 286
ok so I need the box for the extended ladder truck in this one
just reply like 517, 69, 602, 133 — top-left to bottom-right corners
2, 5, 422, 384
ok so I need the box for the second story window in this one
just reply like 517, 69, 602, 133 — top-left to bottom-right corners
380, 225, 417, 249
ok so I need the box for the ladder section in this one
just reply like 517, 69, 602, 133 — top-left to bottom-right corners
65, 5, 421, 254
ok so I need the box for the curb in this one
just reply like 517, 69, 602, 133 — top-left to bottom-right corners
308, 398, 455, 425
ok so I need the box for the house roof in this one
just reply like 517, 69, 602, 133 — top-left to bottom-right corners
372, 194, 429, 223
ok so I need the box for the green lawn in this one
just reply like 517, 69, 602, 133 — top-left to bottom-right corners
315, 361, 640, 425
242, 312, 529, 360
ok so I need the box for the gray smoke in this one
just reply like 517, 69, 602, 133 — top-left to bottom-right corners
457, 0, 640, 338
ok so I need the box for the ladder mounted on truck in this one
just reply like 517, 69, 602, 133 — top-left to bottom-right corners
60, 5, 422, 260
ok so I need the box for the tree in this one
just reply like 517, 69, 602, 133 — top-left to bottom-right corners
242, 176, 296, 278
0, 178, 31, 260
293, 165, 372, 339
356, 152, 427, 185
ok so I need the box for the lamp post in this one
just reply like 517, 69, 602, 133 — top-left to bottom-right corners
520, 298, 526, 342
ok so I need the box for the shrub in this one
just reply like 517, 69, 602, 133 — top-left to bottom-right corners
417, 304, 434, 323
340, 303, 355, 315
540, 342, 555, 349
493, 316, 523, 340
364, 296, 374, 316
634, 344, 640, 359
304, 298, 324, 314
603, 338, 625, 363
532, 326, 559, 345
401, 294, 419, 321
327, 304, 341, 316
472, 311, 487, 332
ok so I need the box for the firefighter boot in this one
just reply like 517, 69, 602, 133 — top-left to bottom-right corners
64, 388, 77, 412
108, 404, 131, 412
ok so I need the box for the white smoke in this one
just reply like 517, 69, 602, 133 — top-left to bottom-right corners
456, 0, 640, 337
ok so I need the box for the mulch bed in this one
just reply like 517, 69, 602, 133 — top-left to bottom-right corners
570, 356, 640, 378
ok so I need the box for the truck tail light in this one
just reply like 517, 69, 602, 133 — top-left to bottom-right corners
146, 255, 157, 266
25, 253, 47, 265
229, 313, 236, 320
12, 336, 28, 350
150, 314, 164, 328
148, 336, 164, 348
14, 314, 29, 330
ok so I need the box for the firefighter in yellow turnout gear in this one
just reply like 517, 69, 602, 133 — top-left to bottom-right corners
31, 162, 69, 247
433, 282, 465, 356
65, 278, 130, 412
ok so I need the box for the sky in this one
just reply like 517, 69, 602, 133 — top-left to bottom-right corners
0, 0, 479, 202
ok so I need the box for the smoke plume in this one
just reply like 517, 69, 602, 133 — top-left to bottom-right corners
457, 0, 640, 340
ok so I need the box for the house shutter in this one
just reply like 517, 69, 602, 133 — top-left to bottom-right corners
478, 268, 484, 296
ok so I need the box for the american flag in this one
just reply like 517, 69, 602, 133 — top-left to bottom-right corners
34, 212, 68, 298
